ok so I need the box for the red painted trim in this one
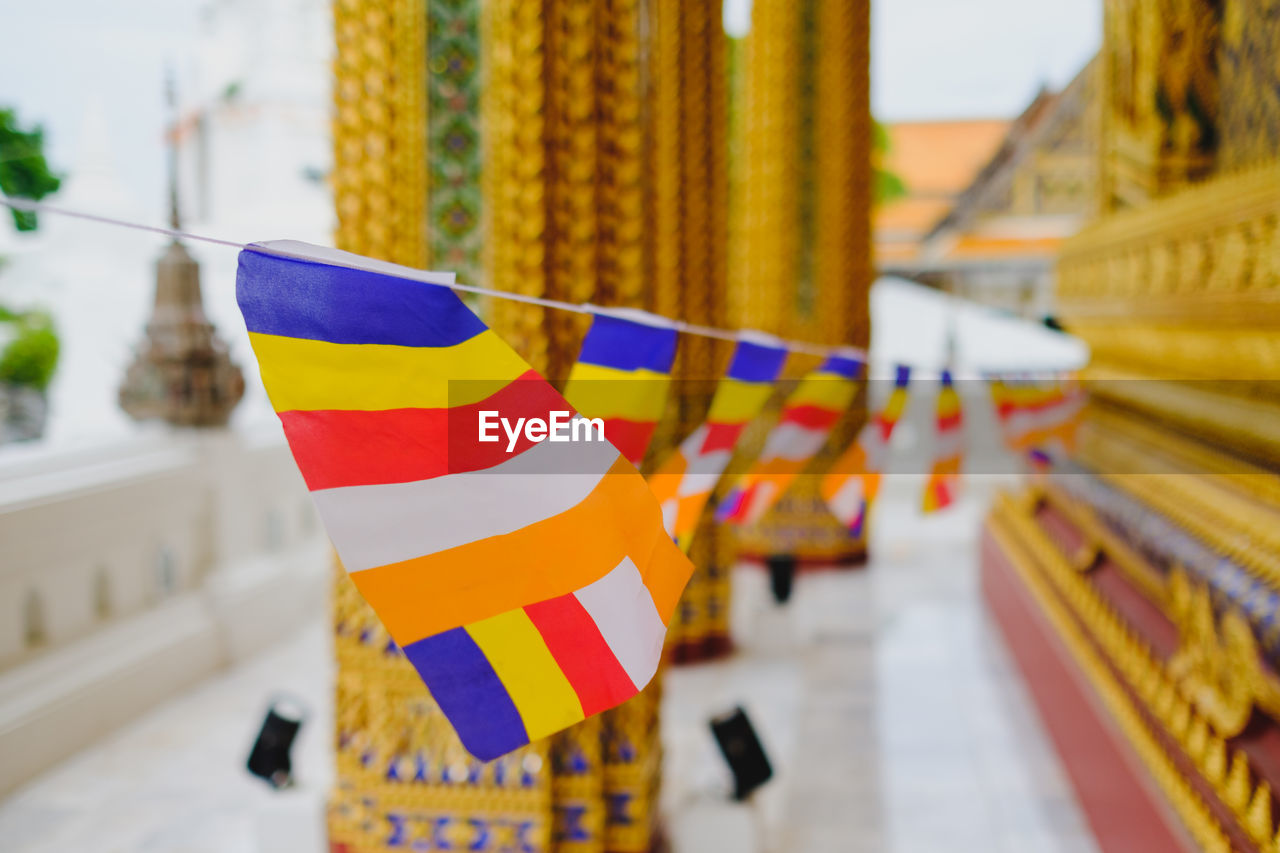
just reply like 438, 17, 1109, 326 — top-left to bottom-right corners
981, 526, 1192, 853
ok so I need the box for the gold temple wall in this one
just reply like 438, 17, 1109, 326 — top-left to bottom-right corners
1216, 0, 1280, 174
990, 3, 1280, 849
1098, 0, 1218, 211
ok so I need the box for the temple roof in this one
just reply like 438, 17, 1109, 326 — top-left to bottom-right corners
877, 58, 1097, 272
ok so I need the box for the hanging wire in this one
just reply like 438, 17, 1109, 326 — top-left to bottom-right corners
0, 194, 1080, 376
0, 194, 863, 359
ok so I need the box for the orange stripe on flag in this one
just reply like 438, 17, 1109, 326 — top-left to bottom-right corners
349, 456, 691, 645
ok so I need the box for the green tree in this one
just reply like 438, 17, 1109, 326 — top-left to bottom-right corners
0, 108, 61, 395
0, 108, 61, 231
874, 120, 906, 206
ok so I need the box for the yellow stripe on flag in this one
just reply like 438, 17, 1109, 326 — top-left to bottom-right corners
465, 608, 585, 740
564, 363, 672, 420
785, 375, 856, 410
706, 379, 774, 423
248, 330, 529, 412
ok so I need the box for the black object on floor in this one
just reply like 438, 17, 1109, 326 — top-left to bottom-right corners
710, 706, 773, 800
246, 697, 307, 789
766, 553, 796, 604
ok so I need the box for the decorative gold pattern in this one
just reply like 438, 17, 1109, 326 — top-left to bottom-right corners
728, 0, 874, 564
332, 0, 428, 268
990, 493, 1239, 852
1099, 0, 1218, 210
1216, 0, 1280, 174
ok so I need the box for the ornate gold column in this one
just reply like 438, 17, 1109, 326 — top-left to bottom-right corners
332, 0, 428, 267
729, 0, 874, 567
485, 1, 680, 848
329, 4, 556, 852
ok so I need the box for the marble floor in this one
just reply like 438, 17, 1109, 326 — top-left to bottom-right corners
0, 481, 1099, 852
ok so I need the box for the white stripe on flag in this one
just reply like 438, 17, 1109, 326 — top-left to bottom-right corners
827, 475, 865, 525
677, 449, 733, 497
317, 423, 621, 572
759, 422, 829, 462
573, 556, 666, 690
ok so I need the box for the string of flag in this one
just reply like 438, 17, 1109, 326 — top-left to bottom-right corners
4, 199, 1086, 760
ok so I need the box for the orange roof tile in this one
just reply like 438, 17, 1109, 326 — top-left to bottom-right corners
874, 118, 1012, 254
942, 234, 1065, 260
883, 119, 1011, 196
873, 197, 955, 235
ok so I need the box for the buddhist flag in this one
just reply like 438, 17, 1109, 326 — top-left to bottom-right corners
717, 353, 863, 526
821, 364, 911, 537
562, 311, 679, 466
990, 375, 1083, 463
648, 336, 789, 550
922, 369, 964, 513
236, 242, 693, 761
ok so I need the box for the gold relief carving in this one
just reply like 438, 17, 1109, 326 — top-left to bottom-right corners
1256, 213, 1280, 290
1167, 569, 1256, 738
1058, 162, 1280, 326
1175, 235, 1206, 294
1041, 483, 1167, 604
1149, 239, 1174, 295
1216, 0, 1280, 173
1211, 221, 1251, 292
987, 493, 1236, 852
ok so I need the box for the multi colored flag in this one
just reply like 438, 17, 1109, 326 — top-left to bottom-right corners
989, 375, 1083, 465
236, 242, 693, 761
821, 365, 911, 538
562, 311, 679, 467
648, 336, 790, 550
717, 353, 864, 526
922, 369, 964, 513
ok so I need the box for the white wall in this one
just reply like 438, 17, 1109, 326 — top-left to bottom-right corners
0, 425, 328, 795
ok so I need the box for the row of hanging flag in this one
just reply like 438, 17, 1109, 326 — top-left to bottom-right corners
235, 241, 1083, 761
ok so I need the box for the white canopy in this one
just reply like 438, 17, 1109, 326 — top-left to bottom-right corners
868, 275, 1088, 378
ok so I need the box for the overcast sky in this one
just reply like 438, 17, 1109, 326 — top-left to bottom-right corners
1, 0, 1103, 214
727, 0, 1101, 121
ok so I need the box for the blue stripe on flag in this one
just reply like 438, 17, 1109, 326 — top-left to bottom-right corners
727, 340, 789, 384
402, 628, 530, 761
576, 314, 679, 373
236, 249, 488, 347
819, 354, 864, 379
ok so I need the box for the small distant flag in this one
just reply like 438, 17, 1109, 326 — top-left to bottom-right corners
990, 374, 1083, 466
821, 365, 911, 537
922, 369, 963, 513
237, 242, 693, 761
718, 353, 863, 526
649, 336, 789, 550
563, 311, 679, 466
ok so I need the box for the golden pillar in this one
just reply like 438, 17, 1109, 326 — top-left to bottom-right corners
728, 0, 875, 568
652, 0, 737, 664
485, 0, 705, 848
329, 3, 554, 851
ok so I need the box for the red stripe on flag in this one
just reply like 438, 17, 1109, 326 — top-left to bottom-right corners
779, 404, 842, 430
600, 418, 658, 466
699, 421, 747, 454
524, 594, 637, 717
279, 370, 567, 490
